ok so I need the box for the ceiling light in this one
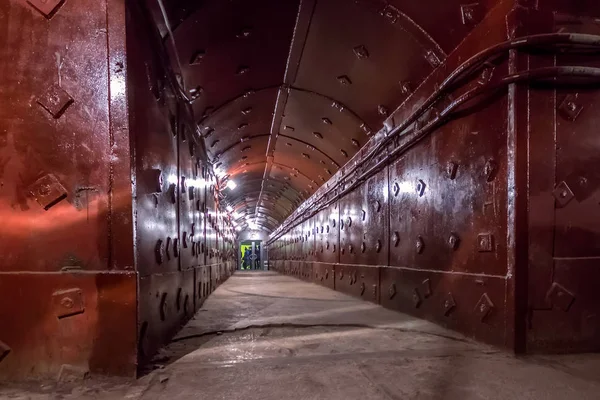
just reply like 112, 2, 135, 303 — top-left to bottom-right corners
226, 205, 233, 212
226, 180, 237, 190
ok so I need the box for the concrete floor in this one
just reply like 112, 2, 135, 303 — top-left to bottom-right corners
2, 271, 600, 399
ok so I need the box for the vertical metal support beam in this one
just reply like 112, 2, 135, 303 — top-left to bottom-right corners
505, 4, 530, 353
107, 0, 135, 270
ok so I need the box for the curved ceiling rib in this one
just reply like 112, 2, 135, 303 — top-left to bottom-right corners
157, 0, 495, 232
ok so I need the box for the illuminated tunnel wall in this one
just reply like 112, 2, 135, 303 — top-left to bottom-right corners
1, 0, 600, 381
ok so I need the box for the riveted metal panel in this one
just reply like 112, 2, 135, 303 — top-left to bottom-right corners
0, 0, 137, 380
525, 7, 600, 353
380, 266, 509, 347
279, 88, 369, 170
270, 1, 523, 352
178, 130, 202, 272
363, 171, 389, 266
0, 0, 117, 273
528, 259, 600, 353
339, 184, 362, 265
294, 0, 442, 128
138, 270, 195, 366
313, 263, 336, 290
129, 22, 181, 277
335, 264, 380, 304
170, 0, 299, 119
0, 272, 137, 379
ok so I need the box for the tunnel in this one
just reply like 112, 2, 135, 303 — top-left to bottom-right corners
2, 0, 600, 396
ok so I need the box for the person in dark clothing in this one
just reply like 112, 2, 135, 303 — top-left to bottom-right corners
243, 251, 251, 270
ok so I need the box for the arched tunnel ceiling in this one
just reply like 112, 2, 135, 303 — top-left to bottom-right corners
153, 0, 496, 232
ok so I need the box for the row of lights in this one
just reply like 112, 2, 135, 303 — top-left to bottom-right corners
223, 179, 261, 234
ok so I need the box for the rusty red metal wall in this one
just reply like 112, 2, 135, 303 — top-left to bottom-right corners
0, 0, 138, 380
270, 0, 600, 354
0, 0, 236, 380
3, 0, 600, 383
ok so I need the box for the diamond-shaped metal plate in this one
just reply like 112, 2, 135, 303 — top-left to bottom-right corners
552, 181, 575, 208
52, 288, 85, 319
412, 289, 422, 308
443, 293, 456, 316
37, 84, 74, 118
0, 340, 10, 363
28, 0, 65, 18
474, 293, 494, 321
421, 279, 432, 298
28, 174, 68, 210
388, 283, 397, 299
547, 282, 575, 312
558, 94, 584, 121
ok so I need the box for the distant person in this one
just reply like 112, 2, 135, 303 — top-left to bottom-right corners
243, 251, 251, 270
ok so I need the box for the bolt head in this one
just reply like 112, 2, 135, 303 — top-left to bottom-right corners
155, 239, 165, 264
374, 200, 382, 213
448, 233, 460, 250
388, 283, 397, 299
415, 236, 424, 254
416, 179, 426, 197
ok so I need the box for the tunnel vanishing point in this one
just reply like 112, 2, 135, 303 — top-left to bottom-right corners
1, 0, 600, 381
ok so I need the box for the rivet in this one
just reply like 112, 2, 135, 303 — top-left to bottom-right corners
353, 45, 369, 59
477, 233, 494, 252
371, 201, 380, 213
416, 179, 426, 197
392, 232, 400, 247
448, 232, 460, 250
375, 240, 382, 253
189, 86, 203, 99
159, 293, 168, 321
236, 27, 252, 38
484, 159, 497, 182
412, 289, 422, 308
415, 236, 424, 254
447, 161, 458, 180
400, 81, 412, 95
165, 237, 172, 260
236, 65, 250, 75
337, 75, 352, 86
425, 50, 442, 67
190, 49, 206, 65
